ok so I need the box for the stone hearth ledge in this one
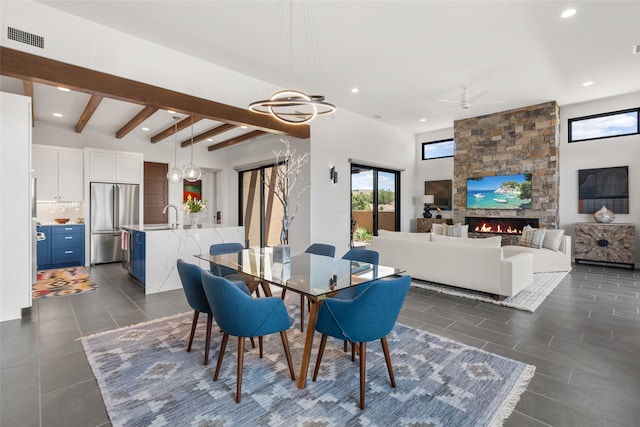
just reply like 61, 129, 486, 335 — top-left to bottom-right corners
123, 224, 245, 295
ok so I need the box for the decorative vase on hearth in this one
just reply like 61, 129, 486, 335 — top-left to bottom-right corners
189, 212, 200, 227
593, 206, 615, 224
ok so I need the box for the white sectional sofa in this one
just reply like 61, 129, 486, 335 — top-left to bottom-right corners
502, 235, 572, 273
369, 231, 534, 298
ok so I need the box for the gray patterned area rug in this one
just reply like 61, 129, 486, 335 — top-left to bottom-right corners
81, 301, 535, 427
411, 271, 569, 312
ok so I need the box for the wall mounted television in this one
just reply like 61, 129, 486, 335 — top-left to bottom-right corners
578, 166, 629, 214
467, 174, 532, 209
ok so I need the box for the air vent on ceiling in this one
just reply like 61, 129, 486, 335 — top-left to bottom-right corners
7, 27, 44, 49
633, 44, 640, 55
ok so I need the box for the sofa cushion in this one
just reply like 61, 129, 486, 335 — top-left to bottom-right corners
432, 233, 502, 248
542, 229, 565, 251
519, 225, 546, 249
377, 229, 431, 242
433, 223, 469, 238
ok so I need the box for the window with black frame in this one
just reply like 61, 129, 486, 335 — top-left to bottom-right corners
569, 108, 639, 143
422, 138, 454, 160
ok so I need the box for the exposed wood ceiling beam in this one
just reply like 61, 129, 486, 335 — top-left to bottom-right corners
208, 130, 267, 151
75, 95, 103, 133
150, 116, 203, 143
116, 105, 158, 139
22, 80, 34, 127
0, 46, 310, 139
181, 123, 236, 147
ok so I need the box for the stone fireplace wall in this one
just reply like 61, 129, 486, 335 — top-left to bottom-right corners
453, 101, 560, 238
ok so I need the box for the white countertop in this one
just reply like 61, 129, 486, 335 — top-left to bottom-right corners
122, 223, 221, 232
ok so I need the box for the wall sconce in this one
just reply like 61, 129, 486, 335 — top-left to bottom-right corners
422, 194, 435, 218
330, 166, 338, 184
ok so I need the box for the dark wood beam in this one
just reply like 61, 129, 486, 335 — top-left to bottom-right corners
0, 46, 310, 139
22, 80, 34, 127
150, 116, 203, 143
208, 130, 267, 151
116, 106, 158, 139
75, 95, 103, 133
181, 123, 236, 147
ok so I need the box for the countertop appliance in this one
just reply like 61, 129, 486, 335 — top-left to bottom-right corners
90, 182, 139, 264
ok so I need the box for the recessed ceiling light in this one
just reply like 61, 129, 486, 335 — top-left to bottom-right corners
420, 118, 427, 122
241, 125, 248, 129
207, 138, 213, 142
57, 87, 70, 92
167, 110, 176, 114
561, 8, 576, 18
582, 81, 594, 87
141, 127, 150, 131
351, 88, 359, 93
52, 113, 63, 117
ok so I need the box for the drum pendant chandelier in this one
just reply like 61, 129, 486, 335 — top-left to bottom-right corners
249, 1, 335, 125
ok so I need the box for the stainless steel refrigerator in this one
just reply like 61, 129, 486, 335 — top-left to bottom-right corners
90, 183, 139, 264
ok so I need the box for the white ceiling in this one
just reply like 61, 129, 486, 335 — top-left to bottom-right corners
7, 1, 640, 137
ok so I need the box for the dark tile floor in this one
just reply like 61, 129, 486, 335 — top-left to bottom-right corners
1, 262, 638, 426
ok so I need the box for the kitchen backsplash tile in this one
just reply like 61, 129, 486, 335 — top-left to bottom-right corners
37, 201, 85, 225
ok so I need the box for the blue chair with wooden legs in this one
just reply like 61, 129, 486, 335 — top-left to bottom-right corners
311, 275, 411, 409
209, 242, 262, 296
201, 270, 296, 403
288, 243, 337, 332
177, 259, 251, 365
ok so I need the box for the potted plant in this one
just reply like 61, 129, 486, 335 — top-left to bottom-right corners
264, 139, 310, 262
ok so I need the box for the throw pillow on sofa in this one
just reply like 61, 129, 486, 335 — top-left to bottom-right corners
542, 229, 565, 251
519, 225, 546, 249
432, 223, 469, 238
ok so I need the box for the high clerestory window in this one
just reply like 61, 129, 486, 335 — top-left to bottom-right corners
422, 138, 454, 160
568, 108, 639, 143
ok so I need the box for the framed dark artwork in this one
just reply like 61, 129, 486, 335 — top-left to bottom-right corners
578, 166, 629, 214
183, 180, 202, 202
424, 180, 452, 210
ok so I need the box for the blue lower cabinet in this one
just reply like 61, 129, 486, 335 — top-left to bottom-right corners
40, 224, 85, 269
131, 230, 145, 284
36, 226, 51, 268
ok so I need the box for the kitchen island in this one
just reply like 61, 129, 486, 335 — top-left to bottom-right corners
121, 224, 245, 294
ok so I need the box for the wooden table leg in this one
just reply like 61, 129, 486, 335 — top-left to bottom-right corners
297, 297, 321, 389
260, 281, 273, 297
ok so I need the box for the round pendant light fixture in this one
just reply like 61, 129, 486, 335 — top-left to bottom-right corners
166, 116, 182, 184
182, 116, 201, 182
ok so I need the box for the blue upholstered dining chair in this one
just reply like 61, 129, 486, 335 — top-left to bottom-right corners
311, 274, 412, 410
201, 270, 296, 403
334, 248, 380, 300
209, 242, 261, 295
289, 243, 337, 332
177, 259, 253, 365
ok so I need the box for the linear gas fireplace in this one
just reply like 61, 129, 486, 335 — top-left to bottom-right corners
465, 217, 539, 235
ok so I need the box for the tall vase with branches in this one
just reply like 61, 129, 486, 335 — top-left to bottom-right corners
264, 139, 310, 250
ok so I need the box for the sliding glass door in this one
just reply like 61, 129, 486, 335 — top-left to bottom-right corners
350, 164, 400, 247
239, 164, 284, 248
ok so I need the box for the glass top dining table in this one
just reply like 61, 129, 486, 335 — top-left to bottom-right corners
194, 246, 403, 388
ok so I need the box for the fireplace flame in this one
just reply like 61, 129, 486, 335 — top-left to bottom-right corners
474, 223, 521, 234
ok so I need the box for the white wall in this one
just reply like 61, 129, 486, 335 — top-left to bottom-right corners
311, 109, 415, 254
414, 127, 455, 229
415, 92, 640, 266
559, 92, 640, 265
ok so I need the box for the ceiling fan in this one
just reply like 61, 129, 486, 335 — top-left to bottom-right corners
437, 85, 490, 110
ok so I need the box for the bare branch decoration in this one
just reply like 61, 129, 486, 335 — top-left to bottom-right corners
263, 139, 310, 245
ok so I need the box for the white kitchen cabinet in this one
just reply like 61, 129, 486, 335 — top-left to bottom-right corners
87, 150, 141, 183
32, 145, 83, 201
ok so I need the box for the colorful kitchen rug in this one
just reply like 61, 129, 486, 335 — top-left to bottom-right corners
33, 266, 97, 299
81, 308, 535, 426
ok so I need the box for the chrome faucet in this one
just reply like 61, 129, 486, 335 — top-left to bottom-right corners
162, 204, 179, 228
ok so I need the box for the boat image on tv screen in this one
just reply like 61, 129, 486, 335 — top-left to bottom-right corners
467, 174, 532, 209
